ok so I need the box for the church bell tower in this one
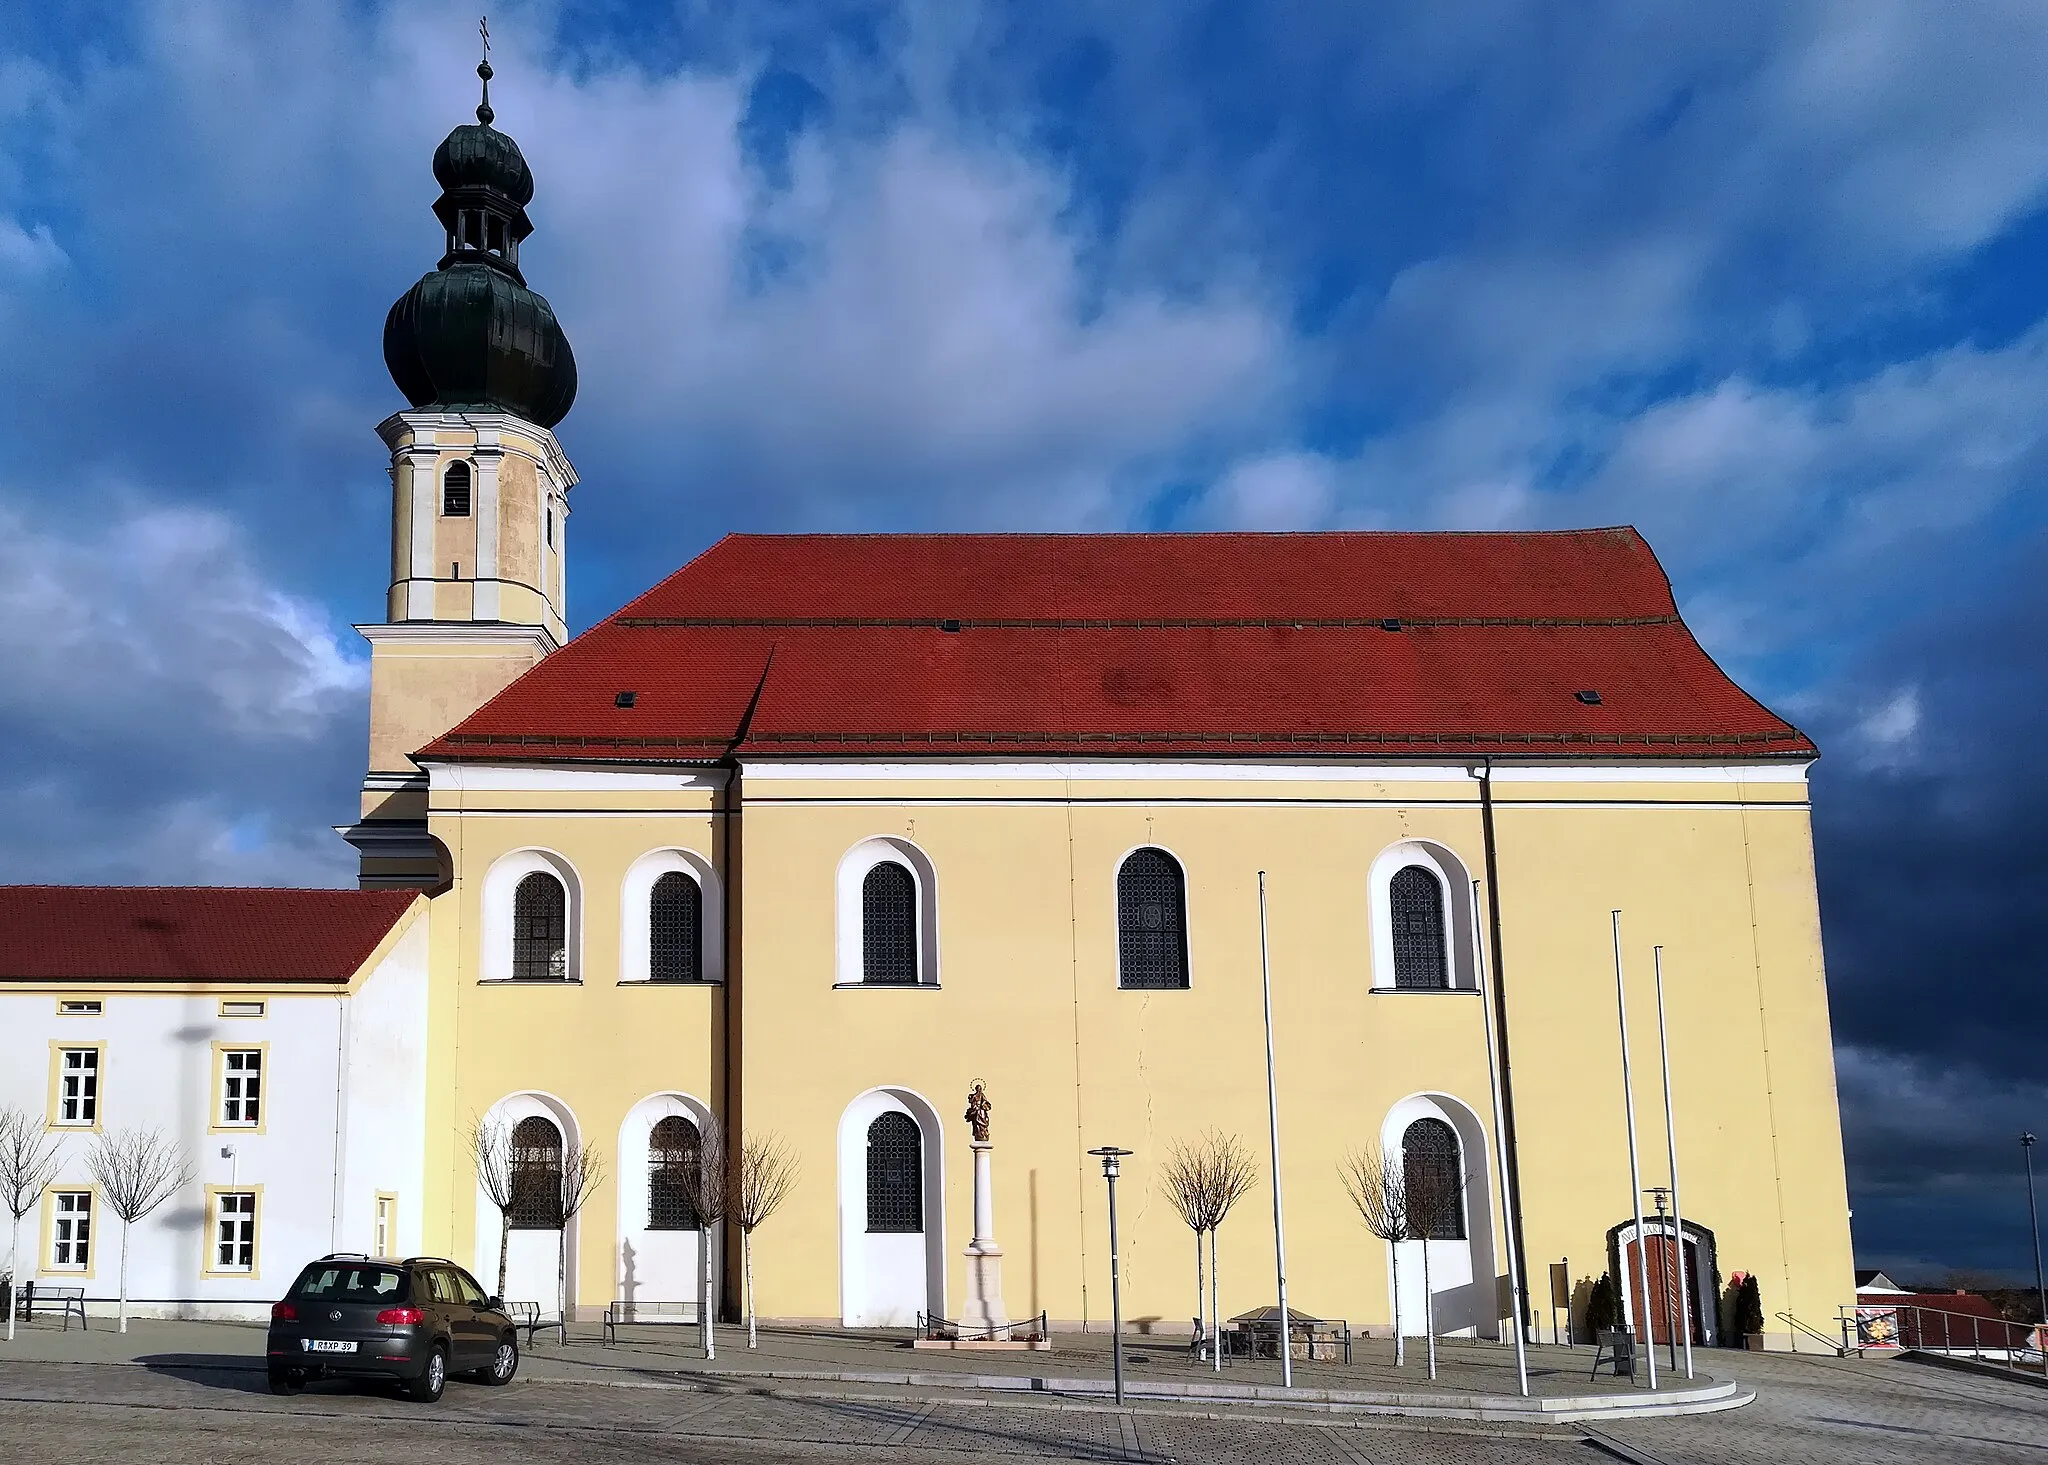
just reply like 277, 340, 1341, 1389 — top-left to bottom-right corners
346, 53, 579, 888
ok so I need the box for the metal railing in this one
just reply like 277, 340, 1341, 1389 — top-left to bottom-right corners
917, 1310, 1050, 1344
1841, 1300, 2045, 1373
1776, 1311, 1847, 1354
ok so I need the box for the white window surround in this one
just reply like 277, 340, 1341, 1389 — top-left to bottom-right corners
619, 849, 723, 984
835, 837, 941, 988
1367, 839, 1478, 991
836, 1086, 946, 1326
475, 1090, 583, 1307
1379, 1091, 1499, 1339
1113, 843, 1196, 991
480, 848, 584, 982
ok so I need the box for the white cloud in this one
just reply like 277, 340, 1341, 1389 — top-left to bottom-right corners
1191, 451, 1336, 530
0, 217, 63, 278
0, 493, 366, 742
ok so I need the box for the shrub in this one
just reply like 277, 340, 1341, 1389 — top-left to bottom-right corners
1734, 1274, 1764, 1337
1587, 1272, 1617, 1336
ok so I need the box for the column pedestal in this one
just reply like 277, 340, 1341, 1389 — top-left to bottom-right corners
960, 1141, 1011, 1338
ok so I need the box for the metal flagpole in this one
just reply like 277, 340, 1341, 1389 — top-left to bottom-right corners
1653, 947, 1695, 1379
1473, 880, 1530, 1397
1258, 871, 1292, 1389
1612, 911, 1658, 1390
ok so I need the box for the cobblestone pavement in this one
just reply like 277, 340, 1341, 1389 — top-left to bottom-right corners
1596, 1350, 2048, 1464
0, 1362, 1586, 1464
1, 1349, 2044, 1463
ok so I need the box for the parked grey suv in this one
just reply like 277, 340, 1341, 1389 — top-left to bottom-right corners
267, 1254, 518, 1401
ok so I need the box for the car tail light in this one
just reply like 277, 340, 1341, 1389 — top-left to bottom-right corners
271, 1301, 297, 1321
376, 1306, 425, 1326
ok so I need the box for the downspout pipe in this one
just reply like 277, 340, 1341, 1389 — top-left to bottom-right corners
1478, 758, 1534, 1341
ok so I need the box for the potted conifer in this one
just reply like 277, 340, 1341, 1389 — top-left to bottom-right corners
1732, 1273, 1765, 1349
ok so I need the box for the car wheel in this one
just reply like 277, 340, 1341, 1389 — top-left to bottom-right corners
267, 1365, 304, 1395
482, 1334, 518, 1385
407, 1345, 447, 1403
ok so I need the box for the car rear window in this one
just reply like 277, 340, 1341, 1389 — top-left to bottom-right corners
291, 1264, 408, 1302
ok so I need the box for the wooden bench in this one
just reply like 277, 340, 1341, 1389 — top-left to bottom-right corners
16, 1282, 87, 1331
603, 1299, 700, 1344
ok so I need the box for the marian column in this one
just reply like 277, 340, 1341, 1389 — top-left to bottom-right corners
959, 1082, 1012, 1339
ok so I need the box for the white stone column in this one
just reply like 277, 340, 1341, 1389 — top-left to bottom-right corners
959, 1140, 1010, 1337
404, 447, 438, 621
470, 442, 503, 622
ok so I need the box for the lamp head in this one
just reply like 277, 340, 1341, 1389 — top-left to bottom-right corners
1088, 1144, 1133, 1179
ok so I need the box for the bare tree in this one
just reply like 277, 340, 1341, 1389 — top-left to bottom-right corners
733, 1131, 799, 1349
1403, 1153, 1463, 1381
551, 1138, 605, 1345
1160, 1139, 1211, 1354
87, 1127, 193, 1334
0, 1107, 65, 1342
1339, 1144, 1410, 1367
1200, 1131, 1258, 1373
467, 1116, 515, 1299
680, 1119, 730, 1359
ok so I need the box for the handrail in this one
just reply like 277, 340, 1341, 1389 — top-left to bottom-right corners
1841, 1300, 2044, 1373
1777, 1311, 1847, 1355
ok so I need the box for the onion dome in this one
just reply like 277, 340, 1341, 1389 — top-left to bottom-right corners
383, 56, 576, 429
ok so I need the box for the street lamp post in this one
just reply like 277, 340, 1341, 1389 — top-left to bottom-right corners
2024, 1133, 2046, 1336
1090, 1145, 1134, 1405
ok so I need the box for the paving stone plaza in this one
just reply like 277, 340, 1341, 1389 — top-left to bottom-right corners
1, 1319, 2043, 1463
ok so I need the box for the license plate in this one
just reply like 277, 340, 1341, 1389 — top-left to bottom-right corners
304, 1339, 356, 1353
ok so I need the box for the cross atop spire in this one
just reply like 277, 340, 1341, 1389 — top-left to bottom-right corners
476, 16, 494, 125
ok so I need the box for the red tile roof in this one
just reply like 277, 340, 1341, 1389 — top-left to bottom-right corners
422, 529, 1814, 762
0, 887, 420, 985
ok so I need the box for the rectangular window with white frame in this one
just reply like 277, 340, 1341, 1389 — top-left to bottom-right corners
219, 1049, 262, 1127
49, 1190, 92, 1270
213, 1191, 258, 1273
55, 1047, 100, 1127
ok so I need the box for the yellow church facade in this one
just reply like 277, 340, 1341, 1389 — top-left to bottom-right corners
334, 82, 1852, 1348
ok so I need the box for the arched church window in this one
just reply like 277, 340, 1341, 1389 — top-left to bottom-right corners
512, 871, 567, 980
861, 863, 917, 985
508, 1115, 564, 1229
1389, 865, 1449, 990
1117, 848, 1189, 990
647, 1115, 702, 1231
650, 872, 703, 983
443, 460, 471, 517
865, 1111, 922, 1232
1402, 1117, 1465, 1241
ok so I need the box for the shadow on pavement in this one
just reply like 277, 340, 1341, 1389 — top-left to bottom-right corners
135, 1353, 272, 1395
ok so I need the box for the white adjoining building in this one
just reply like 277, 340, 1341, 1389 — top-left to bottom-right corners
0, 888, 425, 1319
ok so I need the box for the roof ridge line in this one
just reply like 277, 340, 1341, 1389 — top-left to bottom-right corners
613, 615, 1683, 630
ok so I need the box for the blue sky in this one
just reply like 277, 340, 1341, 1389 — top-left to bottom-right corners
1, 0, 2043, 1283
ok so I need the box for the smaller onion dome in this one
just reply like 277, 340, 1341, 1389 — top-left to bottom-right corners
433, 122, 534, 207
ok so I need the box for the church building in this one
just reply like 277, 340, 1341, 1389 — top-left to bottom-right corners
0, 77, 1853, 1347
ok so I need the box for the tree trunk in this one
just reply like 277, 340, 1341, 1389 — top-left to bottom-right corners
7, 1213, 20, 1342
699, 1224, 716, 1359
1422, 1239, 1437, 1380
1390, 1240, 1405, 1367
556, 1227, 568, 1345
497, 1210, 510, 1302
744, 1227, 757, 1349
119, 1223, 131, 1335
1193, 1230, 1205, 1359
1209, 1226, 1220, 1374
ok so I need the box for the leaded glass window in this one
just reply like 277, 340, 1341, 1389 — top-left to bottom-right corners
1402, 1117, 1465, 1241
865, 1111, 923, 1232
1390, 865, 1449, 990
1117, 848, 1189, 990
647, 1115, 702, 1231
862, 862, 918, 985
512, 871, 568, 980
508, 1115, 564, 1229
650, 872, 703, 983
